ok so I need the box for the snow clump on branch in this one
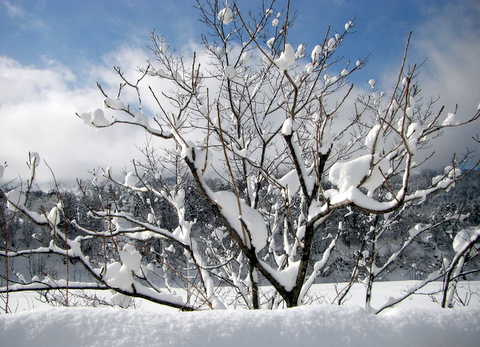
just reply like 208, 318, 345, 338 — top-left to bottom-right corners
124, 172, 140, 188
442, 112, 459, 126
281, 117, 299, 136
275, 44, 296, 71
47, 204, 62, 226
344, 20, 354, 31
6, 190, 26, 211
29, 151, 40, 168
212, 191, 268, 251
453, 227, 480, 253
104, 97, 126, 111
218, 6, 233, 25
79, 108, 112, 127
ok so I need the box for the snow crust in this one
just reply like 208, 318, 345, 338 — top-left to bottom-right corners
3, 281, 480, 346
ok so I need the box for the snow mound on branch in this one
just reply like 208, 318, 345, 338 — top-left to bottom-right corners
80, 108, 112, 127
104, 97, 126, 111
365, 125, 382, 153
223, 65, 236, 79
329, 153, 389, 196
275, 44, 296, 71
2, 305, 479, 347
311, 45, 322, 62
239, 51, 251, 65
327, 37, 336, 50
6, 189, 26, 210
266, 37, 275, 48
345, 20, 353, 31
406, 122, 423, 154
120, 243, 142, 275
124, 172, 139, 187
281, 117, 298, 136
29, 151, 40, 167
47, 205, 61, 225
442, 112, 459, 126
218, 6, 233, 25
278, 169, 300, 198
212, 191, 267, 251
111, 293, 134, 309
104, 261, 134, 290
453, 227, 480, 253
328, 155, 371, 192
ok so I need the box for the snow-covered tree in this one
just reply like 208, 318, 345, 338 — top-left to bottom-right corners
1, 0, 479, 311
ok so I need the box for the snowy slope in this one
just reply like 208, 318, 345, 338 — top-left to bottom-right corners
2, 305, 479, 347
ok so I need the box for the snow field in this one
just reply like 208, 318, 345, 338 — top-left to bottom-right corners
1, 281, 479, 346
2, 304, 479, 347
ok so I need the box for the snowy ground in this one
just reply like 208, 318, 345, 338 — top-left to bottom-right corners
1, 281, 479, 347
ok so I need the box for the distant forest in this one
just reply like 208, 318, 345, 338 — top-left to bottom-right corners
2, 169, 479, 287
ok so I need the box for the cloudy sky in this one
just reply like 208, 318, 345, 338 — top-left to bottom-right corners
1, 0, 479, 184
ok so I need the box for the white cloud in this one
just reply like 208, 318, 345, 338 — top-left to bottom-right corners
412, 2, 480, 169
0, 50, 164, 185
3, 1, 24, 18
2, 1, 479, 189
374, 2, 480, 170
1, 0, 47, 31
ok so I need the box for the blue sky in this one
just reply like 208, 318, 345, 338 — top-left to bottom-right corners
0, 0, 479, 183
0, 0, 448, 75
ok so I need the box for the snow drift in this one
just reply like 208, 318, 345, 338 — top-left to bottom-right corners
2, 305, 479, 347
